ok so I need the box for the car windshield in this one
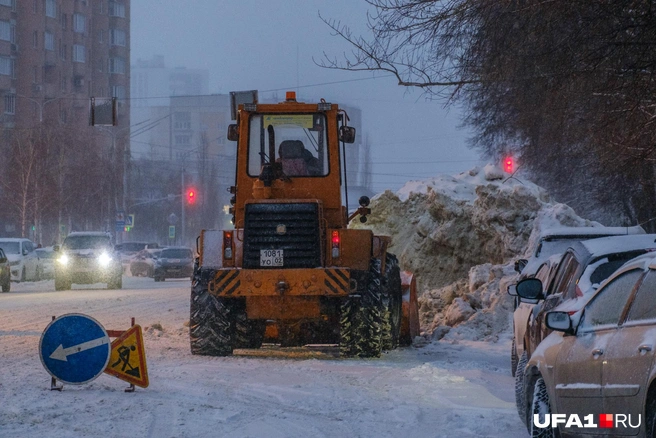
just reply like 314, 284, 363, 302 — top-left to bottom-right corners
161, 249, 192, 259
248, 113, 329, 177
0, 242, 20, 254
119, 242, 147, 252
63, 236, 111, 250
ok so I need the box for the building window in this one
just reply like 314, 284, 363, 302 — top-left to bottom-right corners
72, 44, 85, 63
112, 85, 126, 99
174, 112, 191, 130
45, 0, 56, 18
175, 135, 191, 146
110, 28, 126, 46
108, 1, 125, 17
0, 0, 13, 7
60, 43, 67, 60
32, 30, 38, 48
4, 93, 15, 114
99, 0, 104, 14
45, 31, 54, 51
33, 66, 38, 83
108, 56, 125, 74
98, 29, 104, 43
73, 13, 85, 33
60, 75, 66, 92
97, 58, 103, 72
59, 107, 67, 124
0, 20, 10, 41
60, 13, 67, 29
0, 57, 12, 76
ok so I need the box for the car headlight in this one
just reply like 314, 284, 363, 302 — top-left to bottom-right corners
98, 252, 112, 267
8, 260, 20, 266
57, 254, 69, 265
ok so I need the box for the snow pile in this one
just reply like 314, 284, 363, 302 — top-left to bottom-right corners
353, 163, 604, 342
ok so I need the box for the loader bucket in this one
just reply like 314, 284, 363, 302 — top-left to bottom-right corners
399, 271, 420, 346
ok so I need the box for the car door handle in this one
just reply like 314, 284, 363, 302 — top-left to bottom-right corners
592, 348, 604, 357
638, 345, 652, 353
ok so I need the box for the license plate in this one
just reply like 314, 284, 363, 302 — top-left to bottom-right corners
260, 249, 283, 267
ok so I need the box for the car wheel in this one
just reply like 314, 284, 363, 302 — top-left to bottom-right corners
511, 337, 519, 377
529, 377, 554, 438
646, 391, 656, 438
515, 351, 529, 426
2, 280, 9, 293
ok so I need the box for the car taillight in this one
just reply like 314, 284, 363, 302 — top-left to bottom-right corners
331, 230, 340, 259
223, 231, 233, 260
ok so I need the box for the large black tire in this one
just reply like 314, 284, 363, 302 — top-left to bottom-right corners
529, 377, 554, 438
515, 351, 529, 426
54, 274, 71, 291
340, 258, 383, 358
232, 299, 266, 349
189, 268, 234, 356
511, 337, 519, 377
380, 253, 402, 351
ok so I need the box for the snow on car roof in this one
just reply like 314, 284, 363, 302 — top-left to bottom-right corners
579, 234, 656, 256
538, 225, 645, 239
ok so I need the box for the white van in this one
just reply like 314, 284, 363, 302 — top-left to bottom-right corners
0, 238, 39, 282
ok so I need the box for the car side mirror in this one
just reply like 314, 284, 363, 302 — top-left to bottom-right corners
339, 126, 356, 143
53, 245, 60, 252
545, 311, 572, 333
227, 124, 239, 141
516, 278, 544, 300
507, 284, 517, 296
514, 259, 528, 273
22, 249, 28, 256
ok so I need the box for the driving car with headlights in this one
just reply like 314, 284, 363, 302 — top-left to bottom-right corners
54, 232, 122, 290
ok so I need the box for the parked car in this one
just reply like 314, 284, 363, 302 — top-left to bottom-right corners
514, 234, 656, 425
507, 225, 646, 377
129, 248, 162, 277
508, 253, 562, 376
116, 241, 160, 273
35, 247, 56, 280
520, 254, 656, 437
0, 238, 39, 282
0, 248, 10, 292
153, 247, 194, 282
54, 232, 122, 290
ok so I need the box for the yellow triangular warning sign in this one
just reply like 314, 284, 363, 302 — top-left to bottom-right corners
104, 324, 149, 388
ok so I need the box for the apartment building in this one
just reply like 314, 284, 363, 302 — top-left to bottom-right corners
0, 0, 130, 132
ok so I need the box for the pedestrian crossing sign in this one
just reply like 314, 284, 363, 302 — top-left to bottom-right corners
104, 324, 149, 388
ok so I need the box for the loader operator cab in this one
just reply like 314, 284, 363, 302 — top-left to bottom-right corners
247, 113, 329, 181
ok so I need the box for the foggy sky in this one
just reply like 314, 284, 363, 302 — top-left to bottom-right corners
130, 0, 482, 193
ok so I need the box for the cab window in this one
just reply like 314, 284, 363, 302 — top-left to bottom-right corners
248, 113, 329, 177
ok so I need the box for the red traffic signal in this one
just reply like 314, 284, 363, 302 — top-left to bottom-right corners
503, 156, 514, 173
187, 189, 196, 204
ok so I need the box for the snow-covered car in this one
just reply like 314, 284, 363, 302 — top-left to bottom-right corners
153, 247, 194, 282
514, 233, 656, 425
0, 248, 10, 292
520, 254, 656, 436
54, 232, 122, 290
35, 247, 56, 280
116, 241, 160, 273
0, 238, 39, 282
129, 249, 162, 277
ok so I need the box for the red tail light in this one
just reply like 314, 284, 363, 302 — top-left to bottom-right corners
331, 230, 340, 258
223, 231, 233, 260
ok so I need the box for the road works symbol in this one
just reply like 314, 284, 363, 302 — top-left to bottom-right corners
104, 324, 149, 388
39, 314, 111, 385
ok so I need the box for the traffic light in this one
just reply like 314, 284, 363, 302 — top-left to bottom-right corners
187, 189, 196, 204
503, 156, 514, 173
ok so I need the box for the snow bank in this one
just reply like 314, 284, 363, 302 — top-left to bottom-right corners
352, 163, 602, 342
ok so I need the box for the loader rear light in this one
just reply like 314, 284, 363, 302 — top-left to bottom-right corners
331, 230, 340, 259
223, 231, 233, 260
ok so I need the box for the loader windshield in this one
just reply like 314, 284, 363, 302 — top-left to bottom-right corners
248, 113, 329, 177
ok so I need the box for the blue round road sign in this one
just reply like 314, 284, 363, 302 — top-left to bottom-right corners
39, 314, 110, 385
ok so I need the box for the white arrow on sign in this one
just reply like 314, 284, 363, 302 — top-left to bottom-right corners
49, 336, 109, 362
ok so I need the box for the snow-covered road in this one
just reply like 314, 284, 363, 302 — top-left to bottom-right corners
0, 277, 528, 437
